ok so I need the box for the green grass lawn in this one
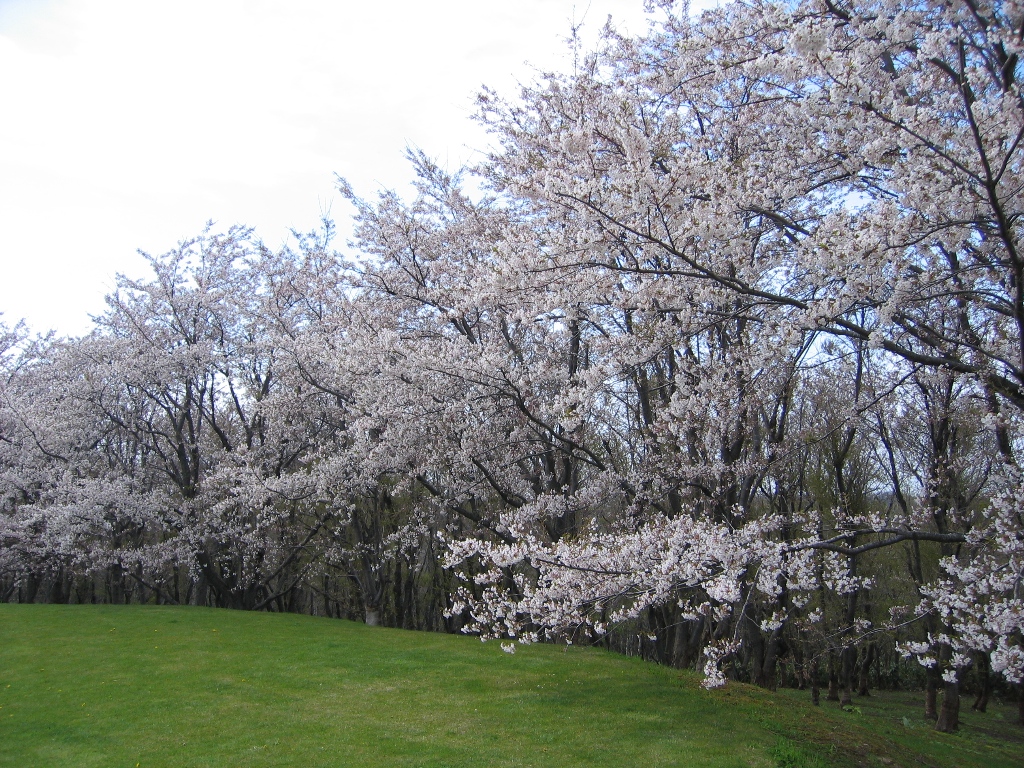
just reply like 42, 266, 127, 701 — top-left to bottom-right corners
0, 605, 1020, 767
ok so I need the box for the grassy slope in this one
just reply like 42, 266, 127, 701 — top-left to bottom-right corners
0, 605, 1019, 768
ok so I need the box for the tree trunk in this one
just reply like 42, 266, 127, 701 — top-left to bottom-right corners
684, 617, 707, 670
857, 643, 875, 696
194, 573, 209, 607
393, 558, 404, 628
793, 641, 805, 690
971, 652, 991, 713
22, 573, 39, 604
925, 671, 939, 721
744, 606, 766, 687
760, 627, 781, 692
48, 569, 67, 604
827, 652, 840, 701
935, 680, 959, 733
175, 566, 183, 605
840, 646, 855, 707
839, 563, 859, 708
403, 560, 417, 630
671, 615, 689, 668
809, 653, 820, 706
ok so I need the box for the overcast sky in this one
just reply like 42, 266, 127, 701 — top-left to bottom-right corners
0, 0, 678, 336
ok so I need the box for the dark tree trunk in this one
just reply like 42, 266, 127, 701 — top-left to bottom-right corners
48, 570, 67, 604
809, 653, 820, 706
172, 566, 182, 605
793, 642, 805, 690
194, 573, 209, 607
857, 643, 875, 696
685, 618, 707, 669
925, 670, 939, 721
322, 575, 334, 618
971, 652, 991, 713
107, 566, 125, 604
840, 646, 855, 707
22, 574, 39, 604
403, 560, 417, 629
935, 681, 960, 733
837, 556, 859, 709
393, 558, 404, 628
827, 652, 840, 701
744, 606, 766, 687
760, 628, 782, 692
671, 614, 688, 668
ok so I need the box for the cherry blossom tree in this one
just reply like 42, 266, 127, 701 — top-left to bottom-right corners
432, 0, 1024, 731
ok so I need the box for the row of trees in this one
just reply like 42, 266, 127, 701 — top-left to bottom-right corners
2, 0, 1023, 732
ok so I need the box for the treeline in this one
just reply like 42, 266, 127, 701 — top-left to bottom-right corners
0, 227, 465, 632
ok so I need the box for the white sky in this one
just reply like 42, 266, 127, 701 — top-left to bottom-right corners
0, 0, 676, 336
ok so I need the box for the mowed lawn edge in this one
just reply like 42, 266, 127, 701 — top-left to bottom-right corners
0, 604, 1018, 768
